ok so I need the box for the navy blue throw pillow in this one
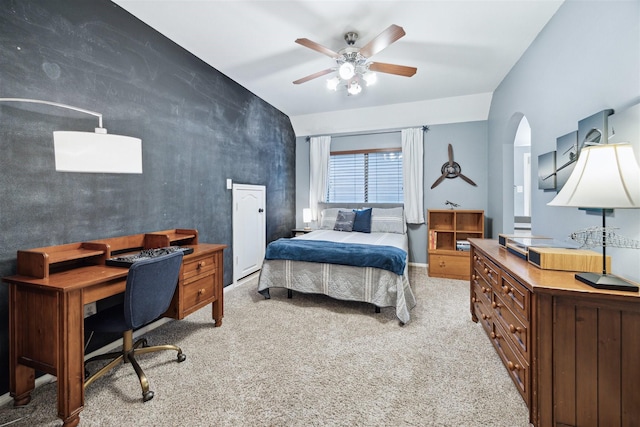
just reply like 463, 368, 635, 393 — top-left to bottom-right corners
352, 208, 372, 233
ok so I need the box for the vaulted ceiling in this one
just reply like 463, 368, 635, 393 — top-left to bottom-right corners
114, 1, 563, 125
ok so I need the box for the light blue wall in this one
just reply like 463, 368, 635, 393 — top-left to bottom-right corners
296, 120, 489, 265
488, 0, 640, 282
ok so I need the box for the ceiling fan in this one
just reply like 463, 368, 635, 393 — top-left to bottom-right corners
431, 144, 477, 189
293, 24, 417, 95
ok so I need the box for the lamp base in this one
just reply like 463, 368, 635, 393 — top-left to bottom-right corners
575, 272, 639, 292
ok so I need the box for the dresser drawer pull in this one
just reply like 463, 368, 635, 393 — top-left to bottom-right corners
481, 313, 491, 320
502, 285, 513, 295
471, 274, 477, 280
509, 324, 522, 334
481, 286, 490, 294
197, 260, 206, 269
491, 301, 502, 309
490, 331, 502, 340
198, 288, 206, 296
471, 297, 477, 303
507, 361, 522, 372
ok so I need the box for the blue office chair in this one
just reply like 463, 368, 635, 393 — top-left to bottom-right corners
84, 251, 185, 402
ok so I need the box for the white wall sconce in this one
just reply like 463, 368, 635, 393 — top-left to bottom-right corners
0, 98, 142, 174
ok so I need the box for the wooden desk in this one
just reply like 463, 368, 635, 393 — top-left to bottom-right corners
469, 238, 640, 427
2, 229, 226, 427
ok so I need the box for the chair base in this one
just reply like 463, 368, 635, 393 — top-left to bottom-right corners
84, 329, 186, 402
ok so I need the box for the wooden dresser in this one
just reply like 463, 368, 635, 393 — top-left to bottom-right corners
469, 238, 640, 427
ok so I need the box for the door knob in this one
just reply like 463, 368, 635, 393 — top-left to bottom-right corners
258, 208, 264, 213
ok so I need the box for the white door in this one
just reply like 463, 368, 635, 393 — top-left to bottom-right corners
232, 184, 266, 283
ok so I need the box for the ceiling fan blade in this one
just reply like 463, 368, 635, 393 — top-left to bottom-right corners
295, 38, 340, 58
448, 144, 454, 167
293, 68, 334, 85
359, 24, 406, 58
368, 62, 417, 77
458, 173, 477, 187
431, 172, 448, 189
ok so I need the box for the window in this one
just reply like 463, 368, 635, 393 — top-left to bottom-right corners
326, 149, 403, 203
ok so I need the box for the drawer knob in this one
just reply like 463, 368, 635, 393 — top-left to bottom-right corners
502, 285, 512, 295
492, 301, 501, 309
507, 361, 521, 372
484, 268, 489, 274
198, 288, 206, 296
481, 313, 491, 320
481, 286, 490, 294
471, 297, 477, 303
490, 331, 501, 340
471, 274, 476, 280
509, 324, 522, 334
198, 260, 206, 269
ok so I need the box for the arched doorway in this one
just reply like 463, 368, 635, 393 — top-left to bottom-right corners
513, 116, 531, 232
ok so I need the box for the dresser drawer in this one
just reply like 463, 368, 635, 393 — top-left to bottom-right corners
183, 254, 215, 283
471, 283, 492, 334
473, 252, 500, 289
493, 292, 529, 361
429, 254, 469, 279
472, 272, 492, 305
498, 271, 530, 320
490, 321, 530, 403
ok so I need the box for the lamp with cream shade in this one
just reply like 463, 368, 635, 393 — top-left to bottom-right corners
547, 143, 640, 291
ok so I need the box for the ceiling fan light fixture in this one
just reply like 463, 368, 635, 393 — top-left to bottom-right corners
347, 81, 362, 95
363, 71, 377, 86
326, 76, 340, 91
338, 62, 355, 80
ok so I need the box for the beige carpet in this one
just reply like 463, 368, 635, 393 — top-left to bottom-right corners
0, 267, 529, 426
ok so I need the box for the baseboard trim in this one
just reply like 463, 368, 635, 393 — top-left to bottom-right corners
408, 262, 427, 268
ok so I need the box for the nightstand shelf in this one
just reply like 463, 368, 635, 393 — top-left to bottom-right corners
428, 209, 484, 280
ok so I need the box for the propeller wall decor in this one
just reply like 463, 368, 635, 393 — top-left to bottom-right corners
431, 144, 477, 189
293, 24, 417, 95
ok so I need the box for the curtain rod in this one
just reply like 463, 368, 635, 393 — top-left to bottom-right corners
305, 125, 429, 142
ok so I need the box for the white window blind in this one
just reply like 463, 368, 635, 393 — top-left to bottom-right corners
327, 150, 403, 203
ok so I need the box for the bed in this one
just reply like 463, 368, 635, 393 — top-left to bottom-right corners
257, 204, 416, 324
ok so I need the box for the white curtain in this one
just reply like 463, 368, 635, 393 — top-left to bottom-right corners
309, 135, 331, 221
402, 128, 425, 224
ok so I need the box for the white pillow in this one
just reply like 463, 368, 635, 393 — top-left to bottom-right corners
370, 207, 406, 234
319, 208, 343, 229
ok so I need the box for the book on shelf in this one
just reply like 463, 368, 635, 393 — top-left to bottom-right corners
429, 230, 437, 250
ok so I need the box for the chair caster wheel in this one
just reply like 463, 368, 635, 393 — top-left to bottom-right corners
177, 353, 186, 363
143, 390, 154, 402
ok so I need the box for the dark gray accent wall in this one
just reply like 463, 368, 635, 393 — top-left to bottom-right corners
0, 0, 295, 395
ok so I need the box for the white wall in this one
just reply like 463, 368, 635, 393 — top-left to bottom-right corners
487, 0, 640, 282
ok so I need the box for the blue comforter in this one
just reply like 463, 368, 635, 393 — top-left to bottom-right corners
265, 238, 407, 275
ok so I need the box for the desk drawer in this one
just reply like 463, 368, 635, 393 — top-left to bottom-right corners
183, 275, 215, 312
183, 255, 215, 283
